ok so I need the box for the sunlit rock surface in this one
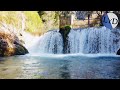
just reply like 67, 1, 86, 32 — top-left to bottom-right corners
0, 31, 28, 57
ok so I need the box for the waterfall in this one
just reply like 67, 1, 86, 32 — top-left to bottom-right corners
22, 32, 41, 53
23, 30, 63, 54
68, 27, 120, 54
24, 27, 120, 54
36, 30, 63, 54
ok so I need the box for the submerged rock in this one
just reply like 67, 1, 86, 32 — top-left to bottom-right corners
0, 32, 28, 57
117, 49, 120, 55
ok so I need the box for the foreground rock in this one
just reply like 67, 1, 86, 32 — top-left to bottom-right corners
0, 32, 28, 57
117, 49, 120, 55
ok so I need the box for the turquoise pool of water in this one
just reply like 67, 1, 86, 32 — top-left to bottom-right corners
0, 54, 120, 79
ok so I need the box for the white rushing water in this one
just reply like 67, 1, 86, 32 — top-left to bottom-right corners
23, 27, 120, 55
68, 27, 120, 54
23, 30, 63, 54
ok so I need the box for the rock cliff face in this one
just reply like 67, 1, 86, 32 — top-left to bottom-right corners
0, 32, 28, 57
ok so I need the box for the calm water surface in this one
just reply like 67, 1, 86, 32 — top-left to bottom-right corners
0, 54, 120, 79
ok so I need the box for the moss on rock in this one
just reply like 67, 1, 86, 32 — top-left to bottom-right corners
59, 25, 71, 53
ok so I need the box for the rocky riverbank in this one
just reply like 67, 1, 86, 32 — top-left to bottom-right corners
0, 31, 28, 57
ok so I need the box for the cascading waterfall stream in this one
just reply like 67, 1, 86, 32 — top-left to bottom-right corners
23, 30, 63, 54
68, 27, 120, 54
36, 30, 63, 54
23, 27, 120, 55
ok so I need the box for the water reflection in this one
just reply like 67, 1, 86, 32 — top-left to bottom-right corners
59, 60, 71, 79
0, 56, 23, 79
0, 55, 120, 79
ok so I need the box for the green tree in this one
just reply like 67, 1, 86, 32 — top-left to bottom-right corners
38, 11, 59, 31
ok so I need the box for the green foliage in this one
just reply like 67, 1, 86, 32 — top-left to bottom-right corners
60, 25, 71, 30
0, 11, 44, 35
24, 11, 44, 35
0, 11, 21, 28
38, 11, 59, 31
64, 25, 71, 35
59, 25, 71, 38
0, 11, 59, 35
64, 25, 71, 30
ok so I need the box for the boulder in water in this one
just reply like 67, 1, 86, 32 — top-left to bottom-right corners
59, 25, 71, 53
14, 44, 29, 55
0, 32, 28, 57
59, 25, 71, 38
117, 49, 120, 55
